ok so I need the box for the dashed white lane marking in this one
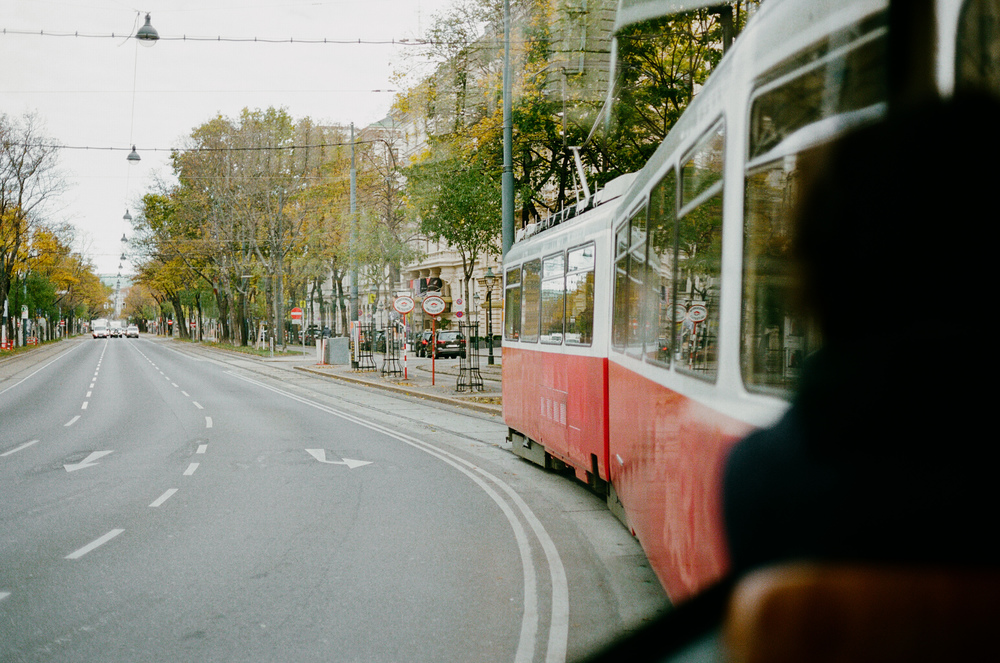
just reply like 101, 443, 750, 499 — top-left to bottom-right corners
183, 463, 199, 476
86, 391, 92, 397
0, 592, 9, 601
171, 383, 178, 388
182, 391, 190, 397
205, 417, 212, 429
1, 440, 38, 457
65, 416, 80, 427
196, 444, 208, 454
81, 402, 88, 410
149, 489, 178, 507
65, 529, 124, 560
192, 402, 203, 410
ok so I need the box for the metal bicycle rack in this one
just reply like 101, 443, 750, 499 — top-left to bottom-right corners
456, 322, 484, 392
381, 324, 403, 377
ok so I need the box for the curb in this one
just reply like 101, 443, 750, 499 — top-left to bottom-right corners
294, 365, 503, 417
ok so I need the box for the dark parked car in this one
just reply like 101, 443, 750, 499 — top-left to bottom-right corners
434, 330, 466, 359
415, 330, 434, 357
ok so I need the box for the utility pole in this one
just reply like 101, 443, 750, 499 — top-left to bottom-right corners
501, 0, 514, 258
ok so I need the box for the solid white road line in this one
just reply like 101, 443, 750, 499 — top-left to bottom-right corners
149, 488, 178, 507
65, 529, 124, 560
183, 463, 199, 476
0, 343, 82, 396
227, 371, 567, 663
1, 440, 39, 457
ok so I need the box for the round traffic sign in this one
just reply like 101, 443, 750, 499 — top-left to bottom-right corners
393, 296, 415, 314
687, 305, 708, 323
422, 295, 445, 316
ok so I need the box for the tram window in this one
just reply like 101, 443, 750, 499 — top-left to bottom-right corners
682, 124, 724, 206
742, 158, 820, 395
504, 266, 521, 341
521, 259, 542, 343
676, 193, 722, 381
540, 253, 566, 344
566, 244, 595, 346
645, 169, 677, 367
612, 223, 630, 351
749, 29, 888, 160
626, 206, 648, 355
956, 0, 1000, 96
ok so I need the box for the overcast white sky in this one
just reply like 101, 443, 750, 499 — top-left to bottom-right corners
2, 0, 455, 274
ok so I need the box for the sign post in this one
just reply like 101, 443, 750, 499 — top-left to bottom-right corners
290, 306, 304, 351
422, 295, 446, 386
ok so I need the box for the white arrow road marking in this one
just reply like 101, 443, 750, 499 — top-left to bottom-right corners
1, 440, 38, 457
305, 449, 372, 469
65, 529, 123, 559
64, 450, 114, 473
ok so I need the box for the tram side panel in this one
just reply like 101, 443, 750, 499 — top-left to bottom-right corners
504, 347, 610, 484
608, 362, 752, 602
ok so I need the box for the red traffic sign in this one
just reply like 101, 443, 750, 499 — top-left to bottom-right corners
290, 307, 304, 320
393, 296, 415, 314
422, 295, 445, 316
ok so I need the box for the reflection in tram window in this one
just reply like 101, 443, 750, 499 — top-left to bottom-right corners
749, 23, 887, 160
682, 125, 724, 203
956, 0, 1000, 96
521, 259, 542, 343
504, 266, 521, 341
566, 244, 594, 345
645, 169, 677, 367
565, 244, 595, 346
612, 223, 630, 350
742, 158, 819, 394
677, 123, 724, 381
626, 206, 648, 355
541, 253, 566, 344
677, 194, 722, 379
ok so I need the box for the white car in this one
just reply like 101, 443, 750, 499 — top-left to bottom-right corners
126, 325, 139, 338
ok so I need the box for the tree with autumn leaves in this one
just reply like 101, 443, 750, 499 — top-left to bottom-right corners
2, 112, 106, 342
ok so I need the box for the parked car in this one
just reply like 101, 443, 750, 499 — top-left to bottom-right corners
415, 330, 434, 357
435, 330, 466, 359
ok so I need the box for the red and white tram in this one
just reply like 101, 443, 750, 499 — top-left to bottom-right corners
502, 0, 993, 603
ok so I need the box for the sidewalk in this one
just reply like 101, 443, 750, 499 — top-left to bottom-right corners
294, 349, 503, 416
230, 342, 503, 417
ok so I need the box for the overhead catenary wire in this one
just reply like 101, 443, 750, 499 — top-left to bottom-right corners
0, 27, 548, 48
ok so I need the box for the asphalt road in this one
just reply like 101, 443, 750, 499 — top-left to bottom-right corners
1, 337, 667, 662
